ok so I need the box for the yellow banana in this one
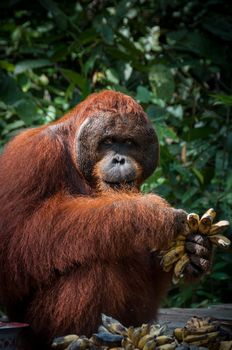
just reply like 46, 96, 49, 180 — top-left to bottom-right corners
206, 331, 219, 340
199, 218, 212, 234
137, 335, 154, 349
183, 333, 208, 342
198, 208, 216, 234
187, 324, 217, 334
172, 253, 190, 284
173, 328, 184, 341
140, 324, 150, 337
121, 338, 134, 350
155, 343, 176, 350
101, 314, 127, 335
149, 324, 167, 336
209, 234, 231, 247
186, 316, 211, 328
52, 335, 79, 349
187, 213, 200, 232
219, 340, 232, 350
142, 339, 157, 350
209, 220, 230, 235
161, 246, 185, 267
128, 327, 142, 346
204, 208, 216, 220
169, 240, 185, 249
127, 326, 135, 340
156, 335, 173, 345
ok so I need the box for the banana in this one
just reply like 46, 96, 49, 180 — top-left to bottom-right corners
198, 208, 216, 234
149, 324, 167, 336
199, 219, 211, 234
172, 253, 190, 284
206, 331, 219, 340
140, 324, 150, 337
98, 325, 110, 333
169, 240, 186, 249
156, 335, 173, 345
137, 335, 154, 349
121, 338, 134, 350
128, 327, 142, 346
219, 340, 232, 350
127, 326, 135, 341
186, 324, 217, 334
173, 328, 184, 341
101, 314, 127, 335
155, 343, 176, 350
161, 246, 185, 268
209, 234, 231, 247
186, 316, 211, 329
52, 335, 79, 349
183, 333, 208, 342
203, 208, 216, 220
142, 338, 157, 350
67, 337, 90, 350
209, 220, 230, 235
187, 213, 200, 232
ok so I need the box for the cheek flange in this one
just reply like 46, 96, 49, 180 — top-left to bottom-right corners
76, 117, 100, 183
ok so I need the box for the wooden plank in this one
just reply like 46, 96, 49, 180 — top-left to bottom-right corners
158, 304, 232, 331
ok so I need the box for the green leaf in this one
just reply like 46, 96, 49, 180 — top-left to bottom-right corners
182, 127, 215, 141
60, 69, 90, 96
14, 99, 37, 125
135, 86, 151, 103
211, 272, 230, 281
191, 167, 204, 185
94, 17, 114, 45
0, 60, 14, 72
0, 72, 24, 105
212, 94, 232, 106
203, 14, 232, 41
105, 68, 119, 84
4, 120, 25, 131
149, 65, 174, 102
15, 59, 52, 74
38, 0, 68, 30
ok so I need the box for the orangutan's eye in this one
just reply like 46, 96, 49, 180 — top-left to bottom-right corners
102, 138, 113, 145
125, 139, 133, 146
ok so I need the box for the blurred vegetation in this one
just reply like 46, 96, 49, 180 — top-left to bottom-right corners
0, 0, 231, 308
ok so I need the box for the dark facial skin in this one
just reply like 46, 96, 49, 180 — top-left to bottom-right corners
96, 137, 140, 190
76, 113, 159, 191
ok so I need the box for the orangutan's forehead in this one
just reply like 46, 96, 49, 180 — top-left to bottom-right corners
78, 114, 154, 140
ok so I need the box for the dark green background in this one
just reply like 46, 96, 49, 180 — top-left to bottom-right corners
0, 0, 231, 307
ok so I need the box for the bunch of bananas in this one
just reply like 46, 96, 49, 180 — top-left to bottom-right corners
160, 208, 230, 284
52, 314, 177, 350
52, 314, 232, 350
174, 316, 232, 350
174, 316, 219, 347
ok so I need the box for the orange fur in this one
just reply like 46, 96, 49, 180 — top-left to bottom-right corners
0, 91, 177, 349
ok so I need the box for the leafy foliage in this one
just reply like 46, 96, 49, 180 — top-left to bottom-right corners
0, 0, 231, 307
